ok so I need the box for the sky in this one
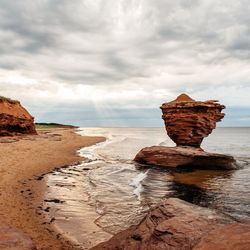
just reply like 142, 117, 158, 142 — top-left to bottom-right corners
0, 0, 250, 127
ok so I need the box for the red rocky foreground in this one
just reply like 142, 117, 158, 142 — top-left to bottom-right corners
194, 223, 250, 250
92, 198, 250, 250
135, 146, 237, 170
0, 97, 37, 136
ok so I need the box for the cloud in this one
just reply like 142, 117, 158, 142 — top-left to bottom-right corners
0, 0, 249, 126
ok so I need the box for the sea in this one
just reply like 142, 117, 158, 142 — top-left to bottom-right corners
43, 127, 250, 249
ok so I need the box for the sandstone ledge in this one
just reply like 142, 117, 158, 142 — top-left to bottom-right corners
194, 223, 250, 250
134, 146, 237, 170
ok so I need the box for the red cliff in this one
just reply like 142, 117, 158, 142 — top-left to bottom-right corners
0, 97, 37, 136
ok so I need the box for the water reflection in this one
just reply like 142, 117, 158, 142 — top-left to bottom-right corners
172, 168, 250, 221
137, 166, 174, 205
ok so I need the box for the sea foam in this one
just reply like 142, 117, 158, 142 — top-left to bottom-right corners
130, 170, 149, 200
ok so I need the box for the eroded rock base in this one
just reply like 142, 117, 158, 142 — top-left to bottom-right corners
134, 146, 237, 170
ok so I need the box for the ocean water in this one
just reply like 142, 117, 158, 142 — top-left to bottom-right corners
43, 127, 250, 249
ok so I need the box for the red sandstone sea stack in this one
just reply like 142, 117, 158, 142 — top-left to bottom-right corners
160, 93, 225, 148
134, 93, 237, 170
0, 96, 37, 136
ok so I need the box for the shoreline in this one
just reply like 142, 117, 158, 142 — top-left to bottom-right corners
0, 128, 105, 249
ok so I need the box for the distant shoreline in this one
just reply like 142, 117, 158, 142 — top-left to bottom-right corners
0, 128, 105, 249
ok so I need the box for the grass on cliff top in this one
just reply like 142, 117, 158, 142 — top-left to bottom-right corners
35, 123, 78, 129
0, 96, 20, 104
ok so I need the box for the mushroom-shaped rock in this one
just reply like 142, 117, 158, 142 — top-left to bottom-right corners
134, 94, 237, 170
160, 93, 225, 147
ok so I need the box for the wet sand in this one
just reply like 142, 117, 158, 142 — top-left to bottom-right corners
0, 128, 105, 250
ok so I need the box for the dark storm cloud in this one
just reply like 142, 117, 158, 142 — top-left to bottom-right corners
0, 0, 249, 81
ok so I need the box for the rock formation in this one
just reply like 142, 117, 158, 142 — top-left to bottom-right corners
135, 146, 236, 170
134, 93, 237, 169
193, 223, 250, 250
160, 93, 225, 147
99, 94, 244, 250
0, 96, 37, 136
91, 198, 247, 250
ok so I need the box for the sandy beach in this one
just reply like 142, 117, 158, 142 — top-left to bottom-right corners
0, 128, 105, 250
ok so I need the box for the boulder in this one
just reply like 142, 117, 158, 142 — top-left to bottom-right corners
134, 146, 237, 170
160, 94, 225, 148
0, 96, 37, 136
91, 198, 234, 250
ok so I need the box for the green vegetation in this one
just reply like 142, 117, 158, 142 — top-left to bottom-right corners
35, 123, 78, 129
0, 96, 20, 104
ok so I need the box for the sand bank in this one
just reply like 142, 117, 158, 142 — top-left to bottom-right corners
0, 128, 105, 249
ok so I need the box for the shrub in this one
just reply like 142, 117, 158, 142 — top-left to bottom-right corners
0, 96, 20, 104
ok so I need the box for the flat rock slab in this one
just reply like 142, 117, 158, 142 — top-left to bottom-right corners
134, 146, 237, 170
91, 198, 235, 250
0, 223, 36, 250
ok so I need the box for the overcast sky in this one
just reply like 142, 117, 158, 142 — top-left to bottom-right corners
0, 0, 249, 126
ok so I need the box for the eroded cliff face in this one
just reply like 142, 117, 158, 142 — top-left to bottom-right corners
0, 98, 37, 136
160, 94, 225, 148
